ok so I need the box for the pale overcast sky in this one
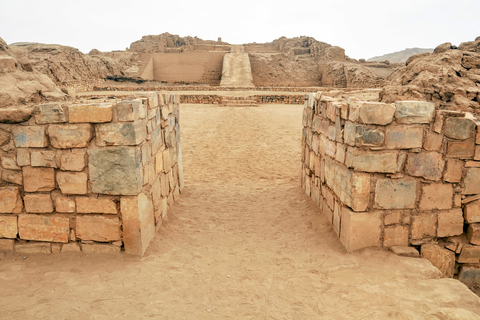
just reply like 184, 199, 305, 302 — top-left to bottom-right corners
0, 0, 478, 59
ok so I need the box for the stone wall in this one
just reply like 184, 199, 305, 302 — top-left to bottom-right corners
302, 92, 480, 282
0, 92, 183, 255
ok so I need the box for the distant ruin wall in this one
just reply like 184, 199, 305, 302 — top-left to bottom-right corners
0, 92, 183, 255
302, 93, 480, 281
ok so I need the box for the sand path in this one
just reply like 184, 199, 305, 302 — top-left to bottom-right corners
1, 104, 480, 319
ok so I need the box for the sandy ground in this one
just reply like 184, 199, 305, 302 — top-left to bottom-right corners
1, 104, 480, 319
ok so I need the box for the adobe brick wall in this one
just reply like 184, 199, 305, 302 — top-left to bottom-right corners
302, 92, 480, 281
0, 92, 183, 255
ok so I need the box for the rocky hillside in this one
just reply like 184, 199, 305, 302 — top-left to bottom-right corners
368, 48, 434, 64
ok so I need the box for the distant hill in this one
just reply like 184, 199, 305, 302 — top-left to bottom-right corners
368, 48, 433, 64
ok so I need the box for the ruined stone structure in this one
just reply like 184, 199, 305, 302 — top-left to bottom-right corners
302, 92, 480, 282
0, 92, 183, 255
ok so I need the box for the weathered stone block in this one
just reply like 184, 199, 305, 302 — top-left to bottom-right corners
345, 147, 397, 173
465, 200, 480, 223
121, 193, 155, 255
24, 194, 53, 213
1, 154, 20, 170
335, 143, 346, 163
405, 152, 445, 181
23, 167, 55, 192
0, 186, 23, 213
457, 245, 480, 263
359, 102, 395, 125
88, 147, 142, 195
458, 266, 480, 284
55, 196, 75, 213
475, 145, 480, 161
463, 168, 480, 194
68, 103, 113, 123
333, 202, 341, 236
385, 125, 423, 149
411, 213, 437, 241
355, 125, 384, 146
443, 159, 463, 183
60, 150, 86, 171
444, 117, 476, 140
12, 126, 47, 148
18, 214, 69, 243
447, 140, 475, 159
0, 215, 17, 238
56, 172, 87, 195
384, 211, 402, 225
116, 100, 146, 121
395, 101, 435, 124
76, 197, 117, 214
390, 246, 420, 257
467, 224, 480, 245
31, 150, 57, 167
48, 124, 92, 149
384, 225, 409, 247
419, 184, 452, 210
421, 244, 455, 278
375, 179, 417, 209
33, 103, 66, 124
76, 215, 121, 242
437, 209, 464, 237
340, 208, 382, 252
1, 169, 22, 185
423, 131, 443, 151
95, 121, 146, 146
16, 148, 30, 166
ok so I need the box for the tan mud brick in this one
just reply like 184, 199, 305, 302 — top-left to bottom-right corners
0, 215, 17, 238
345, 147, 397, 173
325, 139, 336, 158
444, 117, 476, 140
375, 178, 417, 209
82, 243, 121, 254
162, 149, 172, 173
24, 194, 53, 213
1, 169, 22, 185
457, 245, 480, 263
424, 131, 443, 151
1, 154, 20, 170
419, 184, 452, 210
56, 172, 87, 195
411, 213, 437, 241
15, 242, 52, 254
68, 103, 113, 123
76, 215, 120, 242
437, 209, 464, 237
475, 145, 480, 161
31, 150, 57, 167
384, 211, 402, 225
447, 140, 475, 159
60, 150, 86, 171
335, 143, 346, 163
12, 126, 48, 148
76, 197, 117, 214
395, 101, 435, 124
327, 125, 336, 141
0, 186, 23, 213
465, 200, 480, 223
443, 159, 463, 183
467, 224, 480, 245
421, 244, 455, 278
55, 196, 75, 213
18, 214, 69, 243
116, 100, 146, 121
463, 168, 480, 194
95, 121, 146, 146
340, 208, 382, 252
359, 102, 395, 125
384, 225, 409, 247
0, 239, 15, 251
16, 148, 30, 166
48, 124, 92, 149
121, 193, 155, 255
405, 152, 445, 181
385, 125, 423, 149
33, 103, 66, 124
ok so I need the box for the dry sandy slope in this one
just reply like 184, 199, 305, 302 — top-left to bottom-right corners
0, 104, 480, 319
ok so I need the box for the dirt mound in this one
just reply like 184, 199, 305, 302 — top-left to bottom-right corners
380, 37, 480, 114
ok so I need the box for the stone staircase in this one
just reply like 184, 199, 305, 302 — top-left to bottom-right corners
221, 96, 258, 107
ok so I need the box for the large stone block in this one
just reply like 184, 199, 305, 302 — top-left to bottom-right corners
56, 172, 88, 195
385, 125, 423, 149
88, 147, 142, 195
68, 103, 113, 123
463, 168, 480, 194
340, 208, 382, 252
437, 209, 464, 237
447, 140, 475, 159
411, 213, 437, 241
0, 186, 22, 213
419, 183, 452, 210
395, 101, 435, 124
48, 124, 92, 149
0, 215, 17, 238
444, 117, 476, 140
33, 103, 66, 124
12, 126, 48, 148
76, 197, 117, 214
121, 193, 155, 255
421, 244, 455, 278
24, 194, 53, 213
355, 125, 384, 146
1, 169, 22, 185
116, 100, 146, 122
23, 167, 55, 192
95, 121, 146, 146
345, 147, 397, 173
374, 179, 417, 209
18, 214, 69, 243
465, 200, 480, 223
76, 215, 121, 242
443, 159, 463, 183
405, 152, 445, 181
359, 102, 395, 125
383, 225, 409, 247
467, 224, 480, 245
31, 150, 57, 168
